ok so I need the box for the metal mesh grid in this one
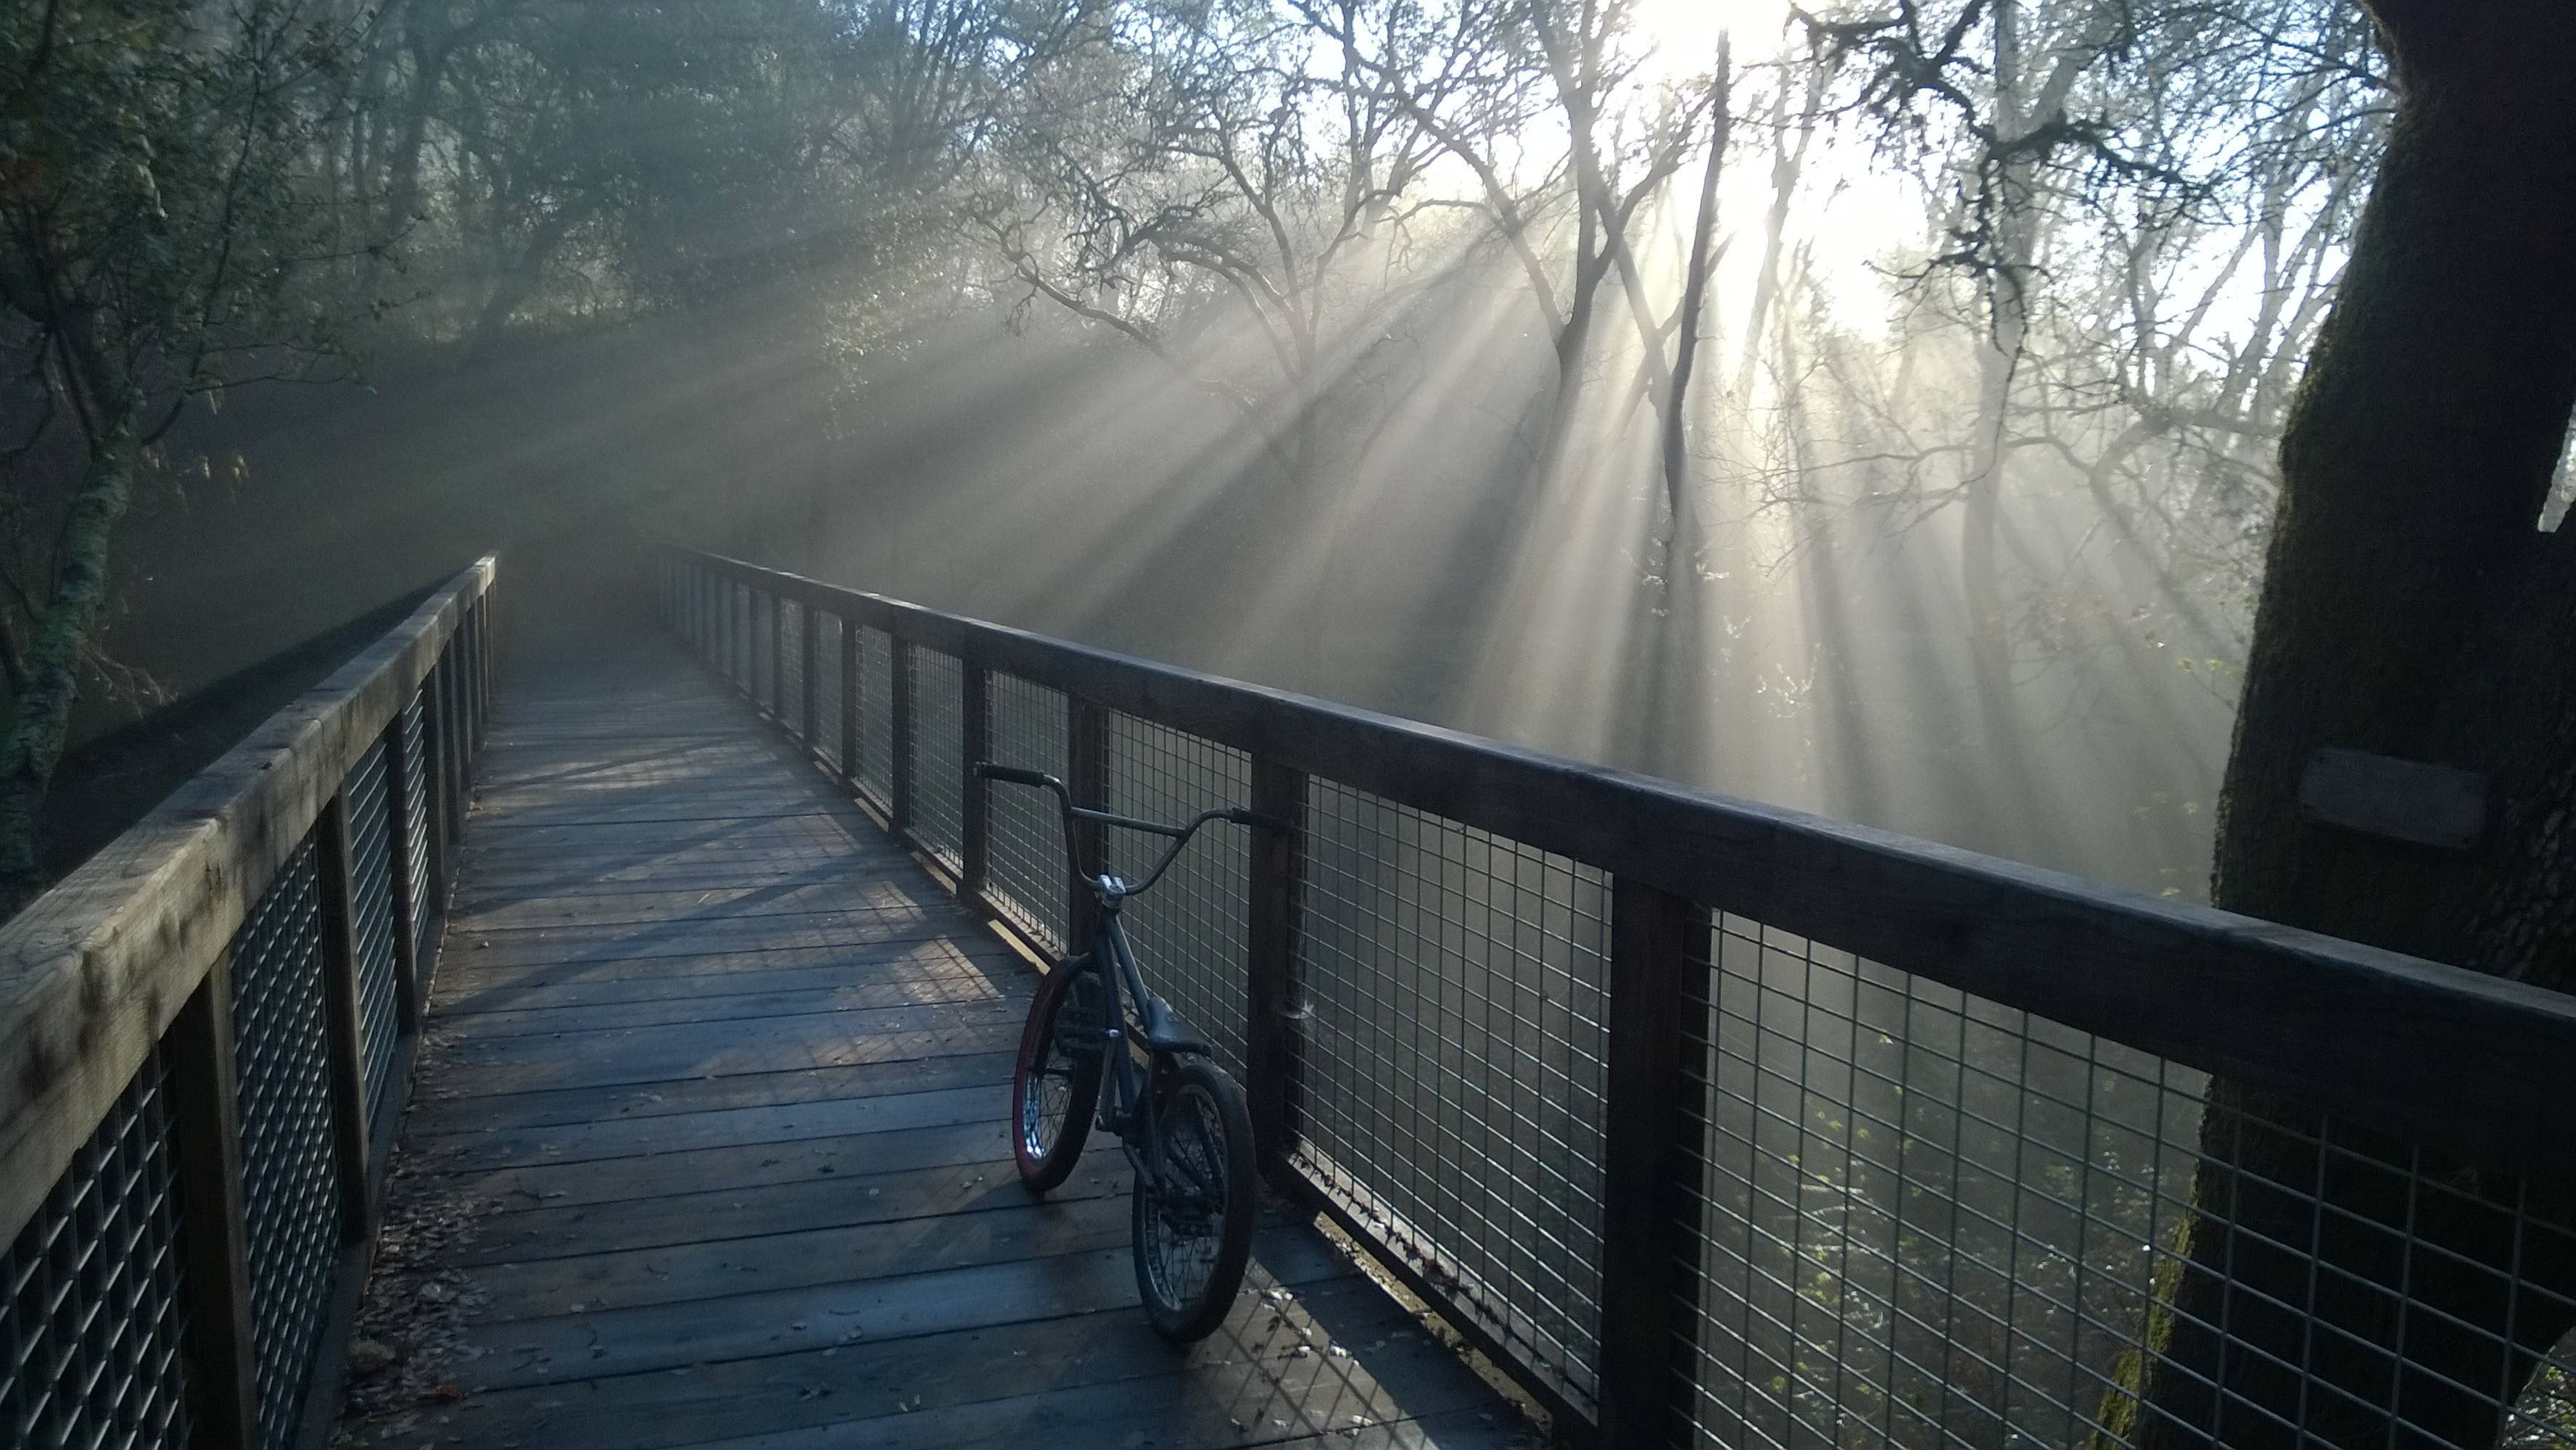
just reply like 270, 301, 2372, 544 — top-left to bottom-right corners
780, 600, 806, 741
400, 689, 432, 962
983, 675, 1071, 953
854, 628, 896, 810
1675, 914, 2576, 1449
812, 611, 844, 769
344, 738, 402, 1127
1, 1047, 190, 1450
907, 647, 967, 872
1107, 715, 1250, 1082
1289, 777, 1611, 1412
228, 838, 345, 1450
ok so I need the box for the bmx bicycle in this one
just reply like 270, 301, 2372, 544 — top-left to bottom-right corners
972, 761, 1279, 1342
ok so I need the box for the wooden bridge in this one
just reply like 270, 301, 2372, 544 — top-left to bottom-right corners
9, 552, 2576, 1450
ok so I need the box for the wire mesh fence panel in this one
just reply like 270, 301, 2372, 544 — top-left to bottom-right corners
1674, 914, 2576, 1450
0, 1047, 191, 1450
1107, 716, 1250, 1082
984, 676, 1070, 953
344, 737, 402, 1126
402, 688, 432, 962
812, 613, 843, 768
909, 648, 967, 872
228, 838, 345, 1450
854, 628, 896, 811
780, 601, 806, 743
1290, 778, 1611, 1414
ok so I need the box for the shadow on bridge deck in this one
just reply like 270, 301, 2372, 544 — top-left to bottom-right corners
338, 637, 1537, 1449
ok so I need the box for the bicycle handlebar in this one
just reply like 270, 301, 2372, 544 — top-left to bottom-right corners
972, 761, 1284, 899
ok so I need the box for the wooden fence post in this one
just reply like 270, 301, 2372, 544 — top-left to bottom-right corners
769, 591, 786, 718
889, 637, 916, 834
838, 615, 860, 782
168, 964, 259, 1450
1596, 876, 1710, 1447
313, 796, 373, 1232
1245, 758, 1306, 1177
801, 602, 822, 749
1067, 698, 1110, 946
960, 665, 991, 896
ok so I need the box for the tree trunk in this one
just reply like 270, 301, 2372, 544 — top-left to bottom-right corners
0, 426, 139, 911
2110, 3, 2576, 1443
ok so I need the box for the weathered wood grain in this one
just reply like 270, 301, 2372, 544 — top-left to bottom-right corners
341, 633, 1529, 1449
0, 558, 493, 1238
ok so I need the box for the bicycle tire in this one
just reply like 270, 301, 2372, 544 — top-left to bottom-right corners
1131, 1057, 1257, 1342
1012, 959, 1104, 1192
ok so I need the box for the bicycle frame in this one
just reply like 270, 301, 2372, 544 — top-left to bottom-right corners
972, 761, 1281, 1202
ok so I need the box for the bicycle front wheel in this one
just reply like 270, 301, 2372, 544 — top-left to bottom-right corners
1131, 1057, 1256, 1342
1012, 959, 1103, 1192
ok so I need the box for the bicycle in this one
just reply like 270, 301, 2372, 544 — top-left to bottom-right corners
971, 761, 1280, 1343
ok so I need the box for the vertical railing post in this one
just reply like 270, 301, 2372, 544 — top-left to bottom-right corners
313, 795, 373, 1231
168, 964, 259, 1450
1596, 876, 1711, 1447
889, 637, 916, 834
1066, 698, 1110, 945
838, 615, 860, 782
801, 600, 821, 749
1245, 759, 1306, 1177
769, 591, 786, 718
959, 664, 991, 896
440, 649, 467, 864
381, 715, 422, 1035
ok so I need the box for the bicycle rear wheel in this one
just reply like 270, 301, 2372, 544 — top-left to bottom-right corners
1012, 959, 1103, 1192
1131, 1057, 1255, 1342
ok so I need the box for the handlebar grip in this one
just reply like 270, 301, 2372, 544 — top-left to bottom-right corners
973, 762, 1057, 789
1224, 808, 1291, 832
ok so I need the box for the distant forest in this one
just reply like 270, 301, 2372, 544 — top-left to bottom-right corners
1, 0, 2568, 952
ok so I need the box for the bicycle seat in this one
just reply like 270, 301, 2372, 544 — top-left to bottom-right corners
1139, 998, 1210, 1056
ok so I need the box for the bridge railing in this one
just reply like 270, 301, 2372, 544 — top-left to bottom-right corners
0, 560, 494, 1450
663, 548, 2576, 1449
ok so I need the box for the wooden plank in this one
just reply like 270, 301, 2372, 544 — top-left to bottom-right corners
167, 966, 257, 1450
447, 1225, 1354, 1391
0, 557, 492, 1239
2298, 746, 2489, 849
674, 548, 2576, 1178
426, 937, 1020, 997
426, 979, 1023, 1039
1246, 758, 1306, 1175
368, 1271, 1486, 1450
426, 1006, 1023, 1098
449, 1153, 1126, 1267
402, 1049, 1016, 1138
1594, 877, 1709, 1448
465, 1190, 1136, 1322
422, 1117, 1028, 1207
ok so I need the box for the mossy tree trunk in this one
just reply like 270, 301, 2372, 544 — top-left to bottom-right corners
2113, 3, 2576, 1444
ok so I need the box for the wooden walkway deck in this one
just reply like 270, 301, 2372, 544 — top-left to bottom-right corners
337, 635, 1535, 1449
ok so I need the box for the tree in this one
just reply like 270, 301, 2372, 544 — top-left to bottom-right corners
0, 0, 365, 910
2108, 0, 2576, 1442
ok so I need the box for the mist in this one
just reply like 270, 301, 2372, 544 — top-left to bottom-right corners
4, 0, 2464, 903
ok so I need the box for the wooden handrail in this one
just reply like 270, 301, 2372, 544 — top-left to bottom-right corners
0, 558, 495, 1240
669, 548, 2576, 1180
